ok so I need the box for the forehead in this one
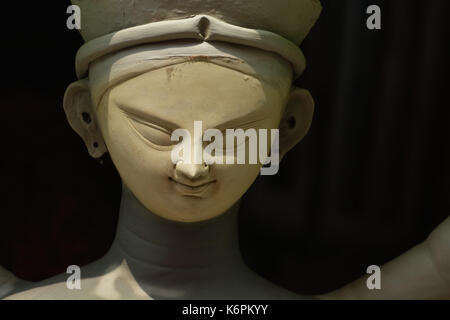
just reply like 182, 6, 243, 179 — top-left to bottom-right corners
106, 61, 290, 129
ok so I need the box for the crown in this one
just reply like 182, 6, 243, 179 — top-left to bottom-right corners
71, 1, 322, 80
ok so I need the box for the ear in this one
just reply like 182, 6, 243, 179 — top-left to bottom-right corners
279, 88, 315, 160
63, 79, 107, 159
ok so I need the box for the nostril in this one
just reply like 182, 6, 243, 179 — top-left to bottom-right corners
175, 162, 210, 180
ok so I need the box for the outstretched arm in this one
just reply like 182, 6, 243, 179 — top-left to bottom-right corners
321, 216, 450, 300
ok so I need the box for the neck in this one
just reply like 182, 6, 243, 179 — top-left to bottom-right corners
107, 184, 244, 282
97, 184, 300, 299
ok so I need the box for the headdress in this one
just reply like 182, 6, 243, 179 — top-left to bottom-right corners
72, 0, 322, 82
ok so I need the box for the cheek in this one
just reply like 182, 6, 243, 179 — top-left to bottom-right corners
212, 125, 278, 198
215, 163, 261, 198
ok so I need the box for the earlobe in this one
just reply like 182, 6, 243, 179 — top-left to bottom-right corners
63, 79, 107, 159
279, 88, 315, 160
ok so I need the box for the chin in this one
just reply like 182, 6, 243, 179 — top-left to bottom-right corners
158, 200, 235, 223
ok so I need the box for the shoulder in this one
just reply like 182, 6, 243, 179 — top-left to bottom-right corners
0, 266, 20, 299
3, 260, 150, 300
426, 216, 450, 285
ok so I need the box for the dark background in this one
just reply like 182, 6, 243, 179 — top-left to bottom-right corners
1, 0, 449, 295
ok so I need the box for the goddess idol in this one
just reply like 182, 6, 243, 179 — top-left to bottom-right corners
1, 0, 449, 299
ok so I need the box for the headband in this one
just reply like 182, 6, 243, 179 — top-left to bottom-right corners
76, 15, 306, 81
88, 40, 294, 108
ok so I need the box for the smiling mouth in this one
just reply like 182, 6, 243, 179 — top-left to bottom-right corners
169, 177, 216, 196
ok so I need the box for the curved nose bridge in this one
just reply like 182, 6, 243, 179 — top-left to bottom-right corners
175, 162, 209, 180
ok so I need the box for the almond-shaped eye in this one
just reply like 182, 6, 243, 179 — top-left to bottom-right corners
130, 119, 175, 147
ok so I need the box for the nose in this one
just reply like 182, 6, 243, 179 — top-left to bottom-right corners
175, 161, 210, 180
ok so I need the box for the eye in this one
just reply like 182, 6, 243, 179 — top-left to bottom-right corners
129, 118, 175, 147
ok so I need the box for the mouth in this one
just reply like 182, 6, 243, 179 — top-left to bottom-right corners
169, 177, 216, 197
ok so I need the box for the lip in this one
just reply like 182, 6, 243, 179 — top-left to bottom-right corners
169, 178, 216, 196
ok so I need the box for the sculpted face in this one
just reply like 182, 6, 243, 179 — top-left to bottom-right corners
64, 45, 314, 223
93, 61, 292, 222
